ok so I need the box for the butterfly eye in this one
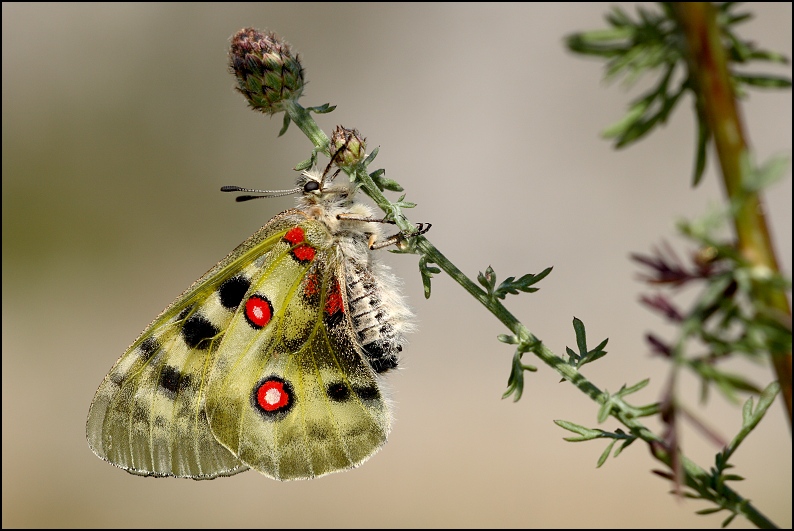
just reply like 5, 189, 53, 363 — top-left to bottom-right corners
304, 181, 320, 193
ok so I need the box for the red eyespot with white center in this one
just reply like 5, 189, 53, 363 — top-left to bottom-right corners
252, 377, 294, 418
244, 295, 273, 329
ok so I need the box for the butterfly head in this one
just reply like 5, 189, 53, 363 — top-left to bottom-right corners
221, 164, 355, 210
295, 168, 356, 210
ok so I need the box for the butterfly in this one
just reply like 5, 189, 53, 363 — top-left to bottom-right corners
86, 161, 425, 480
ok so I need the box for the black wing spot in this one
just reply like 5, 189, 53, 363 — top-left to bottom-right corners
181, 314, 218, 350
219, 275, 251, 310
139, 337, 160, 361
159, 365, 190, 397
327, 382, 351, 402
354, 385, 380, 401
109, 371, 124, 386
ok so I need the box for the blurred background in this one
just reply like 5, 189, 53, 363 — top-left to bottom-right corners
3, 3, 791, 527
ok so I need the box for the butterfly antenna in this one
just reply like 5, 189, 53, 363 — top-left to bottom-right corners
318, 162, 342, 189
221, 185, 301, 202
319, 137, 350, 188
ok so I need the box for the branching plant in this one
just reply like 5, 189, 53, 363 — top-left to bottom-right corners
226, 3, 790, 527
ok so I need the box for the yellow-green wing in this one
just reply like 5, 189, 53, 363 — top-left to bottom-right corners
86, 210, 307, 479
205, 219, 391, 480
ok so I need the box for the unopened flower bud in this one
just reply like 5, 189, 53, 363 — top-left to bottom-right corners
331, 126, 367, 167
229, 28, 304, 114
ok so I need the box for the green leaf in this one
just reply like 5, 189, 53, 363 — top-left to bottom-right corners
393, 194, 416, 209
632, 402, 662, 417
503, 351, 525, 401
616, 379, 650, 399
574, 317, 587, 354
743, 154, 790, 193
741, 395, 755, 426
418, 255, 440, 299
278, 113, 291, 137
721, 513, 738, 528
597, 397, 612, 423
369, 168, 405, 192
306, 103, 337, 114
692, 109, 710, 186
493, 267, 553, 299
597, 439, 616, 467
497, 334, 519, 344
582, 337, 609, 364
602, 98, 648, 139
567, 318, 609, 369
502, 347, 537, 402
478, 266, 497, 294
553, 420, 604, 440
613, 437, 636, 458
734, 73, 792, 89
696, 507, 725, 515
362, 146, 379, 167
294, 158, 313, 171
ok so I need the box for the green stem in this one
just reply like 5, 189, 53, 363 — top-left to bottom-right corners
283, 100, 331, 155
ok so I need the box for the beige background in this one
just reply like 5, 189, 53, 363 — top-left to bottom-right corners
3, 3, 791, 528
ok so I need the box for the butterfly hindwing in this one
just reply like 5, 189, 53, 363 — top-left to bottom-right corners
86, 211, 307, 478
205, 219, 391, 480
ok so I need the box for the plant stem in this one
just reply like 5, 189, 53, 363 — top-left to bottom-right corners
284, 100, 331, 155
672, 2, 792, 427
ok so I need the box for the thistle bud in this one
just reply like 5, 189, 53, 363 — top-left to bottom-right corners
229, 28, 304, 115
331, 126, 367, 167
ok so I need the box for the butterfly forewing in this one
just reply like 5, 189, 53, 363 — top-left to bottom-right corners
86, 213, 301, 478
206, 218, 390, 480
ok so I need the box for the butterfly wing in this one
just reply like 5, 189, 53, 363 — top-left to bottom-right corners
86, 210, 307, 478
205, 220, 391, 480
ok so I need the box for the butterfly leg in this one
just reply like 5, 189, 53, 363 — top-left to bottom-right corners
336, 214, 431, 250
369, 223, 431, 250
